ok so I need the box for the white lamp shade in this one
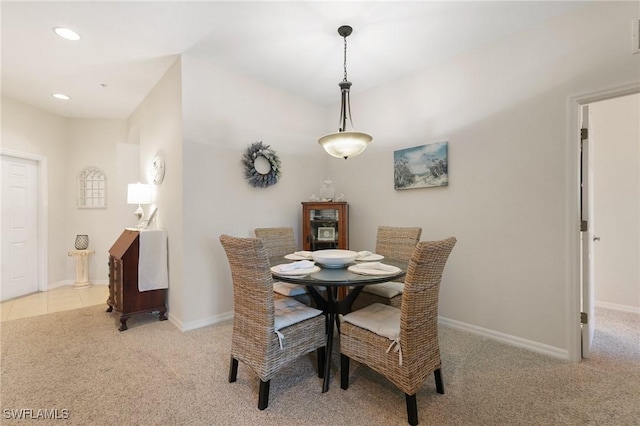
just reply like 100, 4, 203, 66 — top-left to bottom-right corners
127, 183, 151, 205
318, 131, 373, 159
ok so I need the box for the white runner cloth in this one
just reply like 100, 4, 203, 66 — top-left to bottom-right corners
138, 229, 169, 292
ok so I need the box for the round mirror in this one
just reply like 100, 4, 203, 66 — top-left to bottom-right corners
253, 155, 272, 175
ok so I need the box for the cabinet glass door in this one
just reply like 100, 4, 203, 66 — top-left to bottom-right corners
309, 207, 339, 250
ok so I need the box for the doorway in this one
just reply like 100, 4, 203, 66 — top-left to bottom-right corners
0, 150, 48, 301
589, 93, 640, 347
571, 85, 640, 361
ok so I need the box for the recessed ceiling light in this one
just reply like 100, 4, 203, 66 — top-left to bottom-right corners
53, 93, 71, 100
53, 27, 80, 41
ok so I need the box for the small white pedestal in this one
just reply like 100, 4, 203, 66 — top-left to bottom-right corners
68, 249, 95, 289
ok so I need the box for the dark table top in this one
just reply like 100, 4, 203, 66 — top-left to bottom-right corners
269, 256, 407, 287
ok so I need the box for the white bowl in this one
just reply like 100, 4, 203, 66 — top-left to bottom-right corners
311, 249, 358, 268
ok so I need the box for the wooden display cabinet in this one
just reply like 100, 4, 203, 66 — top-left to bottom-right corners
301, 202, 349, 251
107, 229, 168, 331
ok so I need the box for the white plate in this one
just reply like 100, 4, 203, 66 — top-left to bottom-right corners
271, 265, 320, 276
284, 253, 312, 260
347, 264, 401, 276
356, 253, 384, 261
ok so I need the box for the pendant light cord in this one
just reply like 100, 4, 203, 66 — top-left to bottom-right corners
343, 35, 348, 82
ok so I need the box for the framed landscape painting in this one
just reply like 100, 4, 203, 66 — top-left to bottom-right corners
394, 141, 448, 190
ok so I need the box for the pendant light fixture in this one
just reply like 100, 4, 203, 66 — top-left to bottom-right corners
318, 25, 372, 160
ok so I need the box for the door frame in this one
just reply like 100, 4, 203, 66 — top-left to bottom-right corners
566, 82, 640, 362
1, 148, 48, 293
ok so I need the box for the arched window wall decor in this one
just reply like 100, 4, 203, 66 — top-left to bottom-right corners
77, 167, 106, 208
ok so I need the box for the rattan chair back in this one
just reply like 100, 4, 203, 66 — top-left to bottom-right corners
352, 226, 423, 310
254, 227, 297, 257
375, 226, 422, 262
398, 237, 457, 392
220, 235, 275, 349
219, 234, 326, 410
254, 227, 311, 304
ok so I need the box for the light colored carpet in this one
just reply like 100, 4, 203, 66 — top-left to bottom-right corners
1, 306, 638, 425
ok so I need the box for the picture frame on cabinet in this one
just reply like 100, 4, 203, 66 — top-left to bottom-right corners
317, 227, 335, 241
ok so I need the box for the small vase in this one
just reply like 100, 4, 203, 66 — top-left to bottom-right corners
75, 235, 89, 250
320, 180, 335, 201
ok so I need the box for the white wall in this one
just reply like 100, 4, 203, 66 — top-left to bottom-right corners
591, 93, 640, 311
179, 55, 329, 328
328, 1, 640, 353
1, 98, 69, 284
1, 98, 135, 286
65, 119, 132, 282
128, 58, 185, 324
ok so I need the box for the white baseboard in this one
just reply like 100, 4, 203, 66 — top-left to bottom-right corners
47, 279, 109, 290
170, 310, 234, 332
171, 312, 571, 360
595, 301, 640, 314
47, 280, 74, 290
438, 316, 569, 360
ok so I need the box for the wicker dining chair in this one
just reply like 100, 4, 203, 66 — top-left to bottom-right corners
254, 227, 311, 305
340, 237, 457, 426
220, 235, 326, 410
352, 226, 422, 310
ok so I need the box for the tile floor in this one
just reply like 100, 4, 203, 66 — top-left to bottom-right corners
0, 285, 109, 322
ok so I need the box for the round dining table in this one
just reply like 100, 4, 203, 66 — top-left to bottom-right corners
270, 256, 407, 393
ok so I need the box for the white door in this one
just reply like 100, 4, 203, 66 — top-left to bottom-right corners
580, 105, 595, 358
1, 155, 39, 301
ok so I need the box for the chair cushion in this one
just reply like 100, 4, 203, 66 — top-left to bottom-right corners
273, 281, 308, 296
341, 303, 400, 340
362, 281, 404, 298
274, 297, 322, 331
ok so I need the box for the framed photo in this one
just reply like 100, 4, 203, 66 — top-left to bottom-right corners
394, 141, 448, 190
317, 227, 336, 241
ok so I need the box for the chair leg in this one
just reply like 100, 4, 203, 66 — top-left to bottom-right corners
340, 354, 350, 390
317, 347, 326, 378
434, 368, 445, 394
405, 393, 418, 426
258, 380, 270, 410
228, 357, 238, 383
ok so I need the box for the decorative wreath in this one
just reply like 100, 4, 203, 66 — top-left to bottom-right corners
242, 141, 281, 188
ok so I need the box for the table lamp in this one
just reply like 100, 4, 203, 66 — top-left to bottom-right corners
127, 182, 151, 229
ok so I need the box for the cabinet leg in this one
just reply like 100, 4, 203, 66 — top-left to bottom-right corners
158, 311, 167, 321
118, 316, 129, 331
106, 305, 113, 313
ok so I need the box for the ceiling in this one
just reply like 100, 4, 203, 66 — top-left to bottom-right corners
1, 1, 588, 119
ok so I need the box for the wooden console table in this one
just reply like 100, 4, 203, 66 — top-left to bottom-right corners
107, 229, 168, 331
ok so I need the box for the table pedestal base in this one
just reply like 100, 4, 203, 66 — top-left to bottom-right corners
307, 285, 365, 393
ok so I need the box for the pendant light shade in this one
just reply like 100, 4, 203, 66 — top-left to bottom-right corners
318, 131, 372, 159
318, 25, 372, 160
